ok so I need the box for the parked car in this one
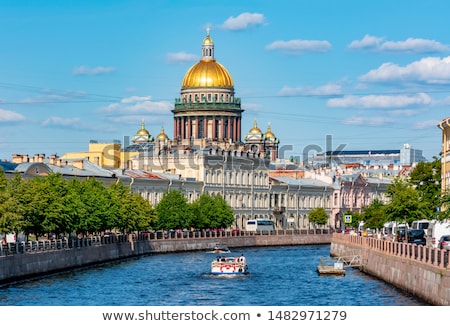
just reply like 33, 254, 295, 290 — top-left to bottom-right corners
438, 235, 450, 250
397, 229, 426, 245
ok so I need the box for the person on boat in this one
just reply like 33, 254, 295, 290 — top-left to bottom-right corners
239, 254, 246, 263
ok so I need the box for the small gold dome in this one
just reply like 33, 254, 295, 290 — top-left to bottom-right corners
137, 120, 150, 135
203, 35, 213, 45
265, 123, 276, 139
182, 60, 233, 88
249, 120, 262, 134
157, 126, 169, 140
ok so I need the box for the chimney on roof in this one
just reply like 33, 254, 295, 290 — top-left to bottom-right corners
72, 160, 84, 170
49, 155, 56, 165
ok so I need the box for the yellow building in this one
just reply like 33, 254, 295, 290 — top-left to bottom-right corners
438, 117, 450, 191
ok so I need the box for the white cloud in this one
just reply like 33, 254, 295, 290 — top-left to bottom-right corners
121, 96, 152, 104
348, 34, 384, 50
241, 102, 263, 112
266, 39, 331, 55
166, 52, 198, 64
360, 56, 450, 84
328, 93, 431, 109
412, 119, 440, 129
221, 12, 266, 31
278, 83, 342, 96
380, 38, 450, 53
0, 108, 26, 122
42, 116, 80, 127
348, 35, 449, 53
98, 96, 172, 115
72, 66, 116, 76
342, 116, 394, 126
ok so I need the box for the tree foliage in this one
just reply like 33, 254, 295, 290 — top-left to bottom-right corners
361, 199, 386, 229
384, 178, 429, 225
308, 207, 329, 226
191, 194, 234, 229
155, 190, 194, 230
409, 158, 441, 216
0, 173, 156, 240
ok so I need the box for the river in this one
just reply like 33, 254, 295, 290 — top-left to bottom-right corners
0, 244, 428, 306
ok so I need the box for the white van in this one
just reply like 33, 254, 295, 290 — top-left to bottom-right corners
429, 221, 450, 248
411, 219, 432, 232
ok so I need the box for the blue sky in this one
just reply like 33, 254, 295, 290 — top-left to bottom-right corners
1, 0, 449, 162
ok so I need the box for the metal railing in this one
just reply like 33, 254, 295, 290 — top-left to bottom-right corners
0, 228, 334, 257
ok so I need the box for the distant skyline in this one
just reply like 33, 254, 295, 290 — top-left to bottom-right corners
1, 0, 449, 162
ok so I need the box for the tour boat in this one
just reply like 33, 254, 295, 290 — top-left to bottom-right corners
210, 255, 248, 275
211, 244, 231, 254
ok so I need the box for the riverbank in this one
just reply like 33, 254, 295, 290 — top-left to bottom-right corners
330, 233, 450, 306
0, 231, 332, 286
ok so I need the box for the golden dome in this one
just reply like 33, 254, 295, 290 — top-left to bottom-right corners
137, 120, 150, 135
249, 120, 262, 134
157, 126, 169, 140
181, 29, 234, 89
182, 60, 233, 88
265, 123, 276, 139
203, 34, 213, 45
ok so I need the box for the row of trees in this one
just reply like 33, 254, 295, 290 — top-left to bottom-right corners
0, 170, 234, 239
347, 158, 449, 230
0, 157, 447, 239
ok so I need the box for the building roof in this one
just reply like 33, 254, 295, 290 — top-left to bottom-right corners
0, 161, 18, 172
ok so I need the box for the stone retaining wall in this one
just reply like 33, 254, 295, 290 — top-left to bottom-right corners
330, 233, 450, 306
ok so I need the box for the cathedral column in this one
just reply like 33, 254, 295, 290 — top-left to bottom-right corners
212, 116, 216, 139
237, 117, 241, 141
204, 117, 208, 139
174, 119, 178, 140
227, 117, 231, 140
187, 117, 192, 139
220, 117, 225, 139
181, 117, 185, 139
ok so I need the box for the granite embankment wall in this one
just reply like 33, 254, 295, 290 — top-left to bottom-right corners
0, 232, 331, 285
331, 233, 450, 306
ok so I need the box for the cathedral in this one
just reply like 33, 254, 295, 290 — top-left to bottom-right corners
122, 29, 280, 179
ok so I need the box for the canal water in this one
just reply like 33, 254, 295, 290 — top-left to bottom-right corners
0, 245, 429, 306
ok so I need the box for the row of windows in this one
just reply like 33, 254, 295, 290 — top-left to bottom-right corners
137, 187, 332, 211
182, 92, 234, 104
205, 169, 268, 187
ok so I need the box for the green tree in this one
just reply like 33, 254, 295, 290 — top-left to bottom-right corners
361, 199, 386, 230
191, 194, 234, 229
308, 207, 329, 226
409, 158, 441, 216
155, 190, 194, 230
109, 181, 157, 233
384, 178, 428, 225
76, 178, 112, 235
0, 173, 27, 237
